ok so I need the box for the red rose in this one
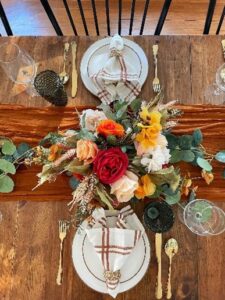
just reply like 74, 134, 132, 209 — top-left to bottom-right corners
93, 147, 129, 184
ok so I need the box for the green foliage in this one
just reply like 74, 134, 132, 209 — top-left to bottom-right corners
76, 128, 96, 141
2, 140, 16, 155
196, 157, 212, 171
65, 159, 90, 175
215, 151, 225, 163
0, 175, 14, 193
192, 129, 203, 146
0, 159, 16, 174
151, 166, 181, 192
178, 135, 193, 150
130, 98, 142, 113
98, 103, 115, 120
166, 129, 210, 169
39, 132, 63, 146
69, 177, 80, 190
16, 143, 31, 155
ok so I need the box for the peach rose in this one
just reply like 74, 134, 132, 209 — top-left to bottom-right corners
110, 170, 139, 203
76, 140, 98, 165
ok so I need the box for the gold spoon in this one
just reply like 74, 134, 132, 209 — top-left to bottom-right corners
59, 42, 70, 84
165, 238, 178, 299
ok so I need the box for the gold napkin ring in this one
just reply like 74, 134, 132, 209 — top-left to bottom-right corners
104, 270, 121, 281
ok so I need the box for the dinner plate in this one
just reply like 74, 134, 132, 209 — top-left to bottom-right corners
80, 37, 149, 96
72, 210, 150, 295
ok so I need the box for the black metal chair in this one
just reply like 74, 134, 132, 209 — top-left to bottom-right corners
0, 1, 13, 36
216, 6, 225, 34
40, 0, 172, 36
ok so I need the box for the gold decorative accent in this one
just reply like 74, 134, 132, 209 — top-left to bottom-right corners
222, 40, 225, 59
165, 238, 179, 299
155, 233, 163, 299
56, 220, 69, 285
71, 41, 77, 98
104, 270, 121, 282
152, 44, 161, 93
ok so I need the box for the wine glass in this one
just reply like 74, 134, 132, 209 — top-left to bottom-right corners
179, 199, 225, 236
0, 42, 37, 95
204, 63, 225, 105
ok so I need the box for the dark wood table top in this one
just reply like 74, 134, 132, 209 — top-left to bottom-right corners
0, 35, 224, 300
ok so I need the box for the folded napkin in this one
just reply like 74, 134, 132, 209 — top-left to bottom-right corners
85, 205, 145, 298
91, 34, 142, 104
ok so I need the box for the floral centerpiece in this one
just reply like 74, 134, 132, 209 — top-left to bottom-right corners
1, 94, 210, 226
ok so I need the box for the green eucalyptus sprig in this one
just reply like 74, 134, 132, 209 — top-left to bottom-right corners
0, 138, 31, 193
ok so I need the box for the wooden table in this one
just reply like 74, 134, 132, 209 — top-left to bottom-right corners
0, 36, 224, 300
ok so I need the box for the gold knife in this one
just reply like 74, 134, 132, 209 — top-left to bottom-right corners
71, 41, 77, 98
155, 233, 163, 299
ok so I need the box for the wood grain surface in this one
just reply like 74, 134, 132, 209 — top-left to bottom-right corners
0, 36, 225, 300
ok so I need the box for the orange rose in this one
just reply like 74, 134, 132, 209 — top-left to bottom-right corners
76, 140, 98, 165
97, 119, 125, 137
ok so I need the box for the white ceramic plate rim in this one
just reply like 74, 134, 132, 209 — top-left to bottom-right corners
72, 212, 150, 294
80, 37, 149, 96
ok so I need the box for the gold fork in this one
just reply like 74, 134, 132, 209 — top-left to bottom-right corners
152, 44, 161, 93
56, 220, 69, 285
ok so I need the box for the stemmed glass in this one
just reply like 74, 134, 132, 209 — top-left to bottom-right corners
204, 64, 225, 105
178, 199, 225, 236
0, 42, 37, 96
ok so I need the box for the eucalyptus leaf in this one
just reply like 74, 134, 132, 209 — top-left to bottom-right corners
178, 135, 193, 150
196, 157, 212, 171
180, 150, 195, 162
130, 98, 142, 112
0, 175, 14, 193
2, 140, 16, 155
0, 159, 16, 174
98, 103, 115, 120
215, 151, 225, 163
76, 128, 96, 141
165, 133, 179, 150
16, 142, 31, 155
165, 191, 181, 205
192, 129, 203, 146
170, 149, 182, 163
69, 177, 79, 190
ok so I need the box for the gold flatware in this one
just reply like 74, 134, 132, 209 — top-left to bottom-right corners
152, 44, 161, 93
59, 42, 70, 84
71, 41, 77, 98
165, 238, 178, 299
56, 220, 69, 285
155, 233, 163, 299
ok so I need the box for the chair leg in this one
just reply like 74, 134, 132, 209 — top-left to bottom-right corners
63, 0, 77, 36
203, 0, 217, 34
0, 1, 13, 36
140, 0, 150, 35
40, 0, 63, 36
154, 0, 172, 35
216, 6, 225, 34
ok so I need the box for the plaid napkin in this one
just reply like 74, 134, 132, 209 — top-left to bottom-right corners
85, 206, 144, 298
91, 34, 141, 105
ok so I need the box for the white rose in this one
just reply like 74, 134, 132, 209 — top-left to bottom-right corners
140, 146, 171, 172
110, 171, 139, 203
80, 109, 107, 132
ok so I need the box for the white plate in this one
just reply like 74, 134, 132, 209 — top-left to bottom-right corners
72, 211, 150, 295
80, 37, 149, 96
